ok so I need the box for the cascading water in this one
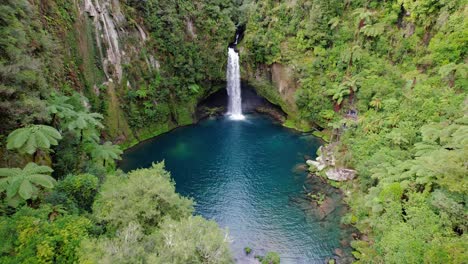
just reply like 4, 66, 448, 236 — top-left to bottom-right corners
226, 47, 244, 120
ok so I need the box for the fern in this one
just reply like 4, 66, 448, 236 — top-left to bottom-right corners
7, 125, 62, 155
46, 93, 75, 119
360, 23, 385, 37
0, 162, 55, 207
88, 141, 123, 167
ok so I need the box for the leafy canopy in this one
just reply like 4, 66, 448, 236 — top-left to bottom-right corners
93, 162, 193, 231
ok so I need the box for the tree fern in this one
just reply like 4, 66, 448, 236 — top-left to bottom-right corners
88, 141, 123, 167
328, 17, 340, 30
46, 93, 76, 121
0, 162, 55, 207
6, 125, 62, 155
360, 23, 385, 37
66, 112, 104, 132
65, 111, 104, 141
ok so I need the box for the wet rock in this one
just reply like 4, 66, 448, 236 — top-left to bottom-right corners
334, 248, 344, 258
340, 239, 350, 247
317, 197, 336, 219
255, 106, 286, 122
325, 168, 356, 181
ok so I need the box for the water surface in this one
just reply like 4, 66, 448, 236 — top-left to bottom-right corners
120, 115, 344, 263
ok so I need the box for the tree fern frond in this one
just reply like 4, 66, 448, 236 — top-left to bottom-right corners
29, 174, 56, 189
18, 180, 33, 199
6, 125, 62, 155
0, 163, 55, 206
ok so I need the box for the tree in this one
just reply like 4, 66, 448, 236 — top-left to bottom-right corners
88, 141, 123, 167
0, 163, 55, 207
6, 125, 62, 160
152, 216, 232, 264
369, 98, 382, 110
0, 205, 91, 263
48, 173, 99, 212
65, 111, 103, 142
80, 217, 233, 264
46, 93, 76, 125
93, 162, 193, 231
327, 84, 350, 109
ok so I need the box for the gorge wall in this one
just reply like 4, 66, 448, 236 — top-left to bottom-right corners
0, 0, 237, 149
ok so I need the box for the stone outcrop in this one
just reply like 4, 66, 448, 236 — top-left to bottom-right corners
325, 169, 356, 182
82, 0, 154, 82
271, 63, 298, 111
307, 145, 356, 182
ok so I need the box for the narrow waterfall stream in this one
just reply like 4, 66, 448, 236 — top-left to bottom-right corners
226, 47, 244, 120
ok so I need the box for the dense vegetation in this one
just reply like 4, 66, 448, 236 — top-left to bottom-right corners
0, 0, 466, 263
0, 0, 235, 262
241, 0, 467, 262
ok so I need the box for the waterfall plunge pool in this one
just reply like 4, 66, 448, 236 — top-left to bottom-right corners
120, 115, 352, 263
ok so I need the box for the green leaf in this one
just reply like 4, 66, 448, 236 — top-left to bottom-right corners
18, 180, 33, 199
6, 178, 22, 198
29, 174, 56, 189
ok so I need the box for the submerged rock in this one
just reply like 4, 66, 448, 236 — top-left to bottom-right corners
325, 168, 356, 181
293, 163, 309, 174
317, 196, 336, 219
334, 248, 344, 257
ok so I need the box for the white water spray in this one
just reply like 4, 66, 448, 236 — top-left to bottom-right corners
226, 47, 244, 120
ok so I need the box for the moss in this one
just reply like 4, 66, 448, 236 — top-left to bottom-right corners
244, 247, 252, 255
173, 104, 194, 126
248, 79, 312, 131
104, 83, 135, 145
312, 130, 331, 142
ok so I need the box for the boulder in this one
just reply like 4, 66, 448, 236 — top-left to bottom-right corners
306, 159, 327, 171
325, 168, 356, 181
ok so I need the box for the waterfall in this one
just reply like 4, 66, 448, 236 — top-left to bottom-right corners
226, 47, 244, 120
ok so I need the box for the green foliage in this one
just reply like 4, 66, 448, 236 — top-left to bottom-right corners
0, 163, 55, 207
87, 141, 123, 167
6, 125, 62, 155
151, 216, 232, 263
50, 173, 99, 212
121, 0, 237, 130
0, 205, 91, 264
79, 163, 231, 263
80, 217, 232, 264
0, 0, 51, 135
93, 162, 193, 232
255, 251, 280, 264
244, 247, 252, 255
242, 0, 467, 262
65, 111, 103, 140
46, 93, 76, 121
